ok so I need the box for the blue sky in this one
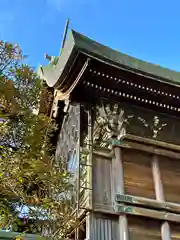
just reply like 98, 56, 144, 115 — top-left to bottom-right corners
0, 0, 180, 71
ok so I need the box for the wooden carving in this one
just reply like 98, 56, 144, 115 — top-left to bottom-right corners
137, 115, 167, 139
94, 102, 134, 147
92, 100, 174, 147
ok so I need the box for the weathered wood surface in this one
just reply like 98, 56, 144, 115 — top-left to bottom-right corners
151, 153, 171, 240
113, 146, 129, 240
119, 215, 129, 240
122, 104, 180, 146
115, 204, 180, 223
128, 215, 161, 240
123, 134, 180, 152
86, 212, 119, 240
91, 131, 180, 239
86, 213, 93, 240
115, 194, 180, 214
159, 155, 180, 204
170, 222, 180, 240
93, 146, 180, 213
112, 147, 124, 195
86, 109, 93, 209
161, 222, 171, 240
93, 149, 112, 159
119, 140, 180, 160
55, 104, 80, 161
152, 154, 164, 201
123, 149, 155, 199
94, 101, 180, 146
93, 155, 112, 207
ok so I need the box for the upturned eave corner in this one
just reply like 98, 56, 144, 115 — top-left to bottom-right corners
37, 29, 77, 90
38, 29, 180, 101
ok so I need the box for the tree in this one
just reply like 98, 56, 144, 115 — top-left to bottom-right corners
0, 40, 77, 239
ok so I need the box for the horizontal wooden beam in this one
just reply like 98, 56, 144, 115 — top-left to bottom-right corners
94, 203, 114, 212
120, 141, 180, 159
112, 140, 180, 160
93, 150, 112, 159
123, 134, 180, 152
93, 144, 180, 160
93, 135, 180, 160
115, 194, 180, 214
115, 204, 180, 223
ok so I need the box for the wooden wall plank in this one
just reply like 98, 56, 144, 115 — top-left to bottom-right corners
120, 141, 180, 160
93, 213, 119, 240
128, 215, 161, 240
170, 222, 180, 240
93, 155, 112, 207
123, 149, 155, 199
159, 156, 180, 204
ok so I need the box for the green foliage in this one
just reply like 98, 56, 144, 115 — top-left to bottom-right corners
0, 40, 77, 239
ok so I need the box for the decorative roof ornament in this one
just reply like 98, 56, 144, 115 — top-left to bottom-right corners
44, 53, 52, 62
44, 53, 59, 66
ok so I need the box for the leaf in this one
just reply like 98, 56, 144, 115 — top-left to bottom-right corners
0, 39, 79, 239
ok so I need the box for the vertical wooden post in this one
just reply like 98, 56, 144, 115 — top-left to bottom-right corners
87, 108, 93, 209
161, 221, 171, 240
152, 155, 164, 201
85, 213, 94, 240
119, 214, 129, 240
75, 105, 81, 240
113, 146, 129, 240
113, 147, 124, 194
152, 155, 171, 240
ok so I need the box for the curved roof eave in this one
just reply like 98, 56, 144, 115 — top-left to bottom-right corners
38, 29, 180, 91
38, 30, 77, 89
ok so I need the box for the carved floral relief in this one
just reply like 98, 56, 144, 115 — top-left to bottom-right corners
93, 101, 170, 147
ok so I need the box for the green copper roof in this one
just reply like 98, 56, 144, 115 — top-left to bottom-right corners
39, 29, 180, 88
71, 30, 180, 85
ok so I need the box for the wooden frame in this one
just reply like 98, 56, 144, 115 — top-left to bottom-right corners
113, 136, 174, 239
112, 146, 129, 239
123, 134, 180, 152
115, 194, 180, 214
115, 204, 180, 223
